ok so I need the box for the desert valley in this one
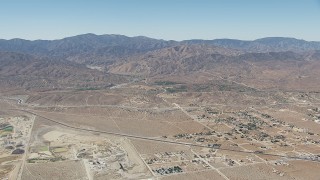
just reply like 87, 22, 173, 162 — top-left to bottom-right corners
0, 34, 320, 179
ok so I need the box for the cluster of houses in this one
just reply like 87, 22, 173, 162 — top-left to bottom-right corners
153, 166, 183, 175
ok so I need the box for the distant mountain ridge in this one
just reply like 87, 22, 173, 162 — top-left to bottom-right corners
1, 34, 320, 75
0, 34, 177, 57
1, 34, 320, 91
183, 37, 320, 52
1, 34, 320, 58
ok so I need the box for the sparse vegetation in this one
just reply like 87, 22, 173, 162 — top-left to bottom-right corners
154, 81, 180, 85
76, 87, 100, 91
166, 85, 188, 93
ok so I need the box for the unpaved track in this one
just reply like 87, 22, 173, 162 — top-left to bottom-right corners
16, 115, 35, 180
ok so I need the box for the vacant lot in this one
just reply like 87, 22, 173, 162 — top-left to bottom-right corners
160, 169, 225, 180
22, 160, 89, 180
220, 163, 289, 180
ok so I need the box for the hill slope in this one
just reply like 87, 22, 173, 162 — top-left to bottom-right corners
0, 52, 129, 91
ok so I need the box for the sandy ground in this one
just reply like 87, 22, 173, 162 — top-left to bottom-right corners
160, 169, 225, 180
21, 160, 89, 180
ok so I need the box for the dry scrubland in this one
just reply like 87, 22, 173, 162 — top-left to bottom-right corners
1, 34, 320, 179
0, 72, 320, 180
22, 160, 89, 180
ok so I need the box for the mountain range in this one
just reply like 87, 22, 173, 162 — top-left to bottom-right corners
1, 34, 320, 91
1, 34, 320, 57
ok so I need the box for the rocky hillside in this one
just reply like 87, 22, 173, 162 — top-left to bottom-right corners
108, 45, 320, 76
1, 34, 320, 91
0, 52, 130, 91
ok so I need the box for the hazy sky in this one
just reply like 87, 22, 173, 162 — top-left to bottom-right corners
1, 0, 320, 41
